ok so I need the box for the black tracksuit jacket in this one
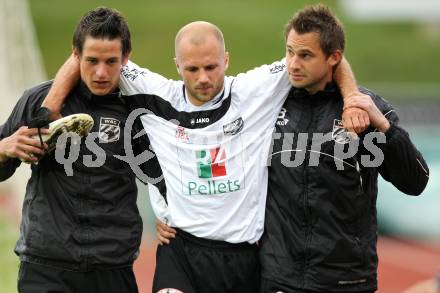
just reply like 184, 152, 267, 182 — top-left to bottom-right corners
259, 84, 429, 292
0, 81, 144, 271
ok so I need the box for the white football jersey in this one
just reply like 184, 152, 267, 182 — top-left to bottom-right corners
119, 59, 290, 243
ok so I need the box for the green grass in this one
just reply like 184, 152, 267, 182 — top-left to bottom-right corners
29, 0, 294, 78
29, 0, 440, 95
0, 218, 19, 293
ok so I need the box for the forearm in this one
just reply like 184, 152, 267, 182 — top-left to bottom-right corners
378, 125, 429, 195
0, 150, 8, 163
0, 124, 13, 165
0, 159, 19, 181
334, 57, 358, 99
0, 141, 19, 181
42, 54, 80, 118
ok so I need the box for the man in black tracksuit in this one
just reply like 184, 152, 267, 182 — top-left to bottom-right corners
0, 8, 144, 292
259, 5, 429, 293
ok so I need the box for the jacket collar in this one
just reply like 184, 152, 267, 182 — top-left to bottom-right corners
290, 82, 340, 101
75, 80, 122, 101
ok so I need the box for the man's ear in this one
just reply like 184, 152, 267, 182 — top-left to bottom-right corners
72, 47, 80, 62
328, 50, 342, 67
224, 51, 230, 71
174, 57, 181, 75
122, 52, 130, 66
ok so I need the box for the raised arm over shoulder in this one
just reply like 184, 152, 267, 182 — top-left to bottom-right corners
41, 54, 80, 120
335, 57, 371, 134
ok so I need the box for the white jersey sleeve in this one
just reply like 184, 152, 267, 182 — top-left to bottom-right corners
233, 58, 290, 106
148, 184, 171, 224
119, 60, 183, 105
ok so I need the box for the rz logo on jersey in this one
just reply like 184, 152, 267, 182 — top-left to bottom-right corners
332, 119, 355, 144
99, 117, 120, 143
223, 117, 244, 135
196, 147, 227, 178
175, 126, 190, 143
276, 108, 289, 126
269, 63, 286, 74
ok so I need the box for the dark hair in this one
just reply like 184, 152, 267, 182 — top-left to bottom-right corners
73, 7, 131, 57
284, 4, 345, 56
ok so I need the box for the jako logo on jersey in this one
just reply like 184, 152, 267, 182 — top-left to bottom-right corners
99, 117, 120, 143
190, 117, 210, 126
223, 117, 244, 135
187, 147, 240, 195
276, 108, 289, 126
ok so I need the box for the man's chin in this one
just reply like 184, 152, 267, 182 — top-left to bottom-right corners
195, 93, 214, 102
289, 79, 307, 89
90, 88, 111, 96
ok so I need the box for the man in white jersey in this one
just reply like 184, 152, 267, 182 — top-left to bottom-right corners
42, 20, 369, 293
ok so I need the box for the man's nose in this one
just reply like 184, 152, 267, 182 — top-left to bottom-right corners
288, 55, 300, 71
95, 64, 108, 78
198, 69, 209, 83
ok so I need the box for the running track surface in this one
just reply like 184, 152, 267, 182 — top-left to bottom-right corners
134, 237, 440, 293
1, 196, 438, 292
